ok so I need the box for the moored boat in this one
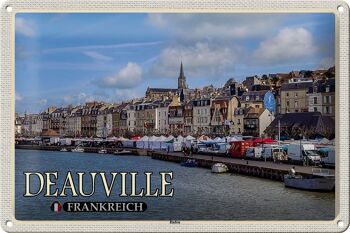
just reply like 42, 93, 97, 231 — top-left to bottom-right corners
211, 163, 228, 173
60, 148, 68, 152
98, 149, 108, 154
71, 146, 84, 153
284, 168, 335, 191
180, 159, 198, 167
113, 150, 133, 155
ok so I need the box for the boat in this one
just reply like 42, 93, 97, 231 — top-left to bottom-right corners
180, 159, 198, 167
98, 149, 108, 154
60, 148, 68, 152
211, 163, 228, 173
284, 168, 335, 191
71, 146, 84, 153
113, 150, 133, 155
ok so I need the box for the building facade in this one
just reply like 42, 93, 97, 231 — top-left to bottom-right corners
280, 81, 313, 114
192, 98, 212, 135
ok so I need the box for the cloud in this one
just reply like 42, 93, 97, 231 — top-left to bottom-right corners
252, 27, 316, 65
15, 93, 23, 101
150, 42, 239, 78
16, 17, 36, 37
96, 62, 143, 89
82, 51, 113, 62
147, 14, 284, 40
317, 57, 335, 69
42, 41, 163, 54
114, 89, 143, 101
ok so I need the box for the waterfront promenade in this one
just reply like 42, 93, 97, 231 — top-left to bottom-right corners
16, 144, 334, 182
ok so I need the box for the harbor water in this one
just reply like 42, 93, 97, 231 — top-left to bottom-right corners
15, 149, 335, 220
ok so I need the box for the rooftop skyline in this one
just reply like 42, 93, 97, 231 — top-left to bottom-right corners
15, 13, 335, 114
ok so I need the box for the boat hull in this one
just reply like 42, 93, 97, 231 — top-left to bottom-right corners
114, 151, 133, 155
284, 175, 335, 191
211, 164, 228, 173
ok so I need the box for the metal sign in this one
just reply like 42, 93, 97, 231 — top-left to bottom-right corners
263, 91, 276, 113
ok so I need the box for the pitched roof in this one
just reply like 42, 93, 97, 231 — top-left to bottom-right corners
146, 88, 178, 93
280, 82, 313, 91
265, 112, 335, 138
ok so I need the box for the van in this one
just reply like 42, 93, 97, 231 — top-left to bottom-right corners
320, 147, 335, 168
245, 147, 263, 159
287, 143, 321, 165
262, 146, 284, 161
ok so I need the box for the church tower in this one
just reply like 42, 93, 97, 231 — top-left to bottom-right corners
178, 62, 187, 89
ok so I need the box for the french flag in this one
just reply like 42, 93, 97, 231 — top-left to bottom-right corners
51, 201, 62, 213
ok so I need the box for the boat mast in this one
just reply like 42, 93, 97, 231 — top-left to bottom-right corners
278, 120, 281, 145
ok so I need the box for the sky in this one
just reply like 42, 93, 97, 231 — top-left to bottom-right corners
15, 13, 335, 114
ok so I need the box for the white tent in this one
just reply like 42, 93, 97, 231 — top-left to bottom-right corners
214, 137, 225, 143
198, 135, 213, 142
159, 136, 168, 151
166, 135, 175, 141
149, 135, 159, 141
149, 136, 160, 150
185, 135, 195, 140
136, 136, 149, 149
319, 138, 331, 145
176, 135, 184, 143
117, 136, 128, 141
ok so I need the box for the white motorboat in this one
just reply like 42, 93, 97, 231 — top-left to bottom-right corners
113, 150, 133, 155
211, 163, 229, 173
71, 146, 84, 153
98, 149, 108, 154
60, 148, 68, 152
284, 168, 335, 191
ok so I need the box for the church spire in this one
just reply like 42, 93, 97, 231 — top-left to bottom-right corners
179, 61, 185, 79
178, 61, 187, 89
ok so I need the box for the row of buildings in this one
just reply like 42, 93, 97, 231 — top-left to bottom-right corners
15, 63, 335, 139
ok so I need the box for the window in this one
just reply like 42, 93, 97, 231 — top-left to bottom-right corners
314, 107, 317, 112
246, 96, 250, 101
286, 92, 289, 97
325, 106, 330, 114
313, 97, 317, 104
197, 109, 200, 114
325, 96, 330, 104
255, 95, 259, 101
238, 128, 241, 133
286, 101, 290, 107
255, 105, 260, 108
295, 101, 298, 107
326, 86, 330, 92
238, 119, 241, 125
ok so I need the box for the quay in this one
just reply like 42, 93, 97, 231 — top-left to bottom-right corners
150, 151, 327, 181
15, 145, 333, 182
